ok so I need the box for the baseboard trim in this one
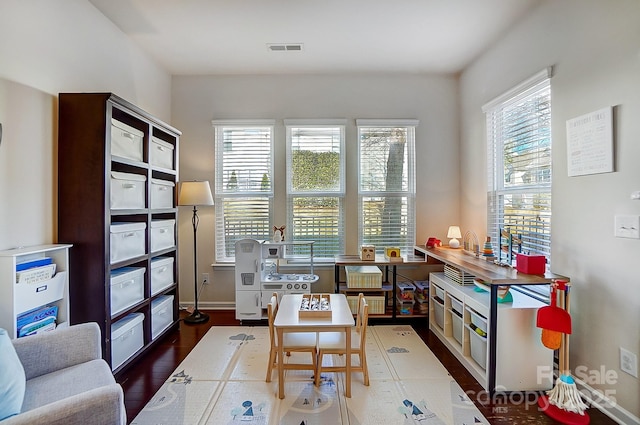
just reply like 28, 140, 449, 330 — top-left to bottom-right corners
574, 377, 640, 425
180, 301, 236, 310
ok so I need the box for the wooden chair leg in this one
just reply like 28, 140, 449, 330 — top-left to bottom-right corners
314, 350, 323, 386
266, 349, 276, 382
361, 352, 369, 386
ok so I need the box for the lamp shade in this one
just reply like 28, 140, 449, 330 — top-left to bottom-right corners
178, 181, 214, 206
447, 225, 462, 248
447, 226, 462, 239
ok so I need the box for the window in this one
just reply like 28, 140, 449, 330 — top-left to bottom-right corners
285, 120, 346, 260
483, 69, 552, 264
357, 119, 417, 254
213, 120, 274, 262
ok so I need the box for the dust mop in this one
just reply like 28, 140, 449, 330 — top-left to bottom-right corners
537, 281, 590, 424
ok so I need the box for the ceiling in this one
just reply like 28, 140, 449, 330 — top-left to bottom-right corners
89, 0, 540, 76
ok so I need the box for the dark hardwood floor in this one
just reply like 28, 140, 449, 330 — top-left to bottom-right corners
117, 310, 615, 424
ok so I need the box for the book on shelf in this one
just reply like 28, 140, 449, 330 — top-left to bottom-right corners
17, 305, 58, 337
16, 257, 52, 272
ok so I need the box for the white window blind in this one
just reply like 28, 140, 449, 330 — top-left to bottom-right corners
285, 120, 345, 260
213, 120, 274, 262
484, 69, 552, 263
357, 119, 417, 255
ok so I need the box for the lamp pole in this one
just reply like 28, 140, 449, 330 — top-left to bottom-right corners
184, 205, 209, 324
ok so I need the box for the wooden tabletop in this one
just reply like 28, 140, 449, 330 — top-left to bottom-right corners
414, 245, 569, 285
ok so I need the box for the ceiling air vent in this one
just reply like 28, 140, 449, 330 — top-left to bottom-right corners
267, 43, 303, 52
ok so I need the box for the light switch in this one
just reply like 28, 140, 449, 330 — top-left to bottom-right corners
614, 215, 640, 239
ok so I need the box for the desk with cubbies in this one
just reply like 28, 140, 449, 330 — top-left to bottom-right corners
414, 245, 569, 394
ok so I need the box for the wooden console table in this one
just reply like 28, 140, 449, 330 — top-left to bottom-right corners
414, 245, 569, 394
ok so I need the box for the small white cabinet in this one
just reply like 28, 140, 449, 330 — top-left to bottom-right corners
0, 244, 72, 339
429, 272, 553, 392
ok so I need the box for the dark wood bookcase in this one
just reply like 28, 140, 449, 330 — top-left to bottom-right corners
58, 93, 181, 374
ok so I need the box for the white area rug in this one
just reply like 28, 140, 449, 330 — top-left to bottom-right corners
131, 325, 489, 425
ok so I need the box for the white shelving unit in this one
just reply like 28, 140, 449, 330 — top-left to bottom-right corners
0, 244, 72, 339
429, 272, 553, 392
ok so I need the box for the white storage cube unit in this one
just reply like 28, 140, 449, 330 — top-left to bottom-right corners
150, 138, 175, 170
110, 172, 146, 210
151, 295, 174, 339
111, 119, 143, 162
150, 256, 174, 295
110, 222, 146, 264
150, 179, 175, 209
111, 312, 144, 370
110, 267, 145, 316
151, 219, 175, 252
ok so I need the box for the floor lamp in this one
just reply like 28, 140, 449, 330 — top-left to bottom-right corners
178, 181, 214, 324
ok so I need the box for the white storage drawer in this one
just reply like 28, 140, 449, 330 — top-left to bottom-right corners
14, 271, 67, 314
110, 222, 146, 264
111, 312, 144, 370
450, 296, 463, 315
469, 324, 488, 370
150, 256, 174, 295
150, 138, 175, 170
110, 172, 146, 210
150, 179, 175, 209
110, 267, 145, 316
150, 219, 175, 252
468, 307, 488, 334
151, 295, 174, 339
111, 119, 143, 162
431, 295, 444, 330
450, 308, 463, 345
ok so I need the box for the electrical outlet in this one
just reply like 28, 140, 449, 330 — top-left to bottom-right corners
614, 215, 640, 239
620, 347, 638, 378
202, 273, 210, 285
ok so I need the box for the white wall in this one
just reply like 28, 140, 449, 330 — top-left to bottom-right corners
171, 74, 460, 306
0, 0, 172, 250
460, 0, 640, 420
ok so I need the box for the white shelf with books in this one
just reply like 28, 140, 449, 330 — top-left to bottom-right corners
0, 244, 72, 338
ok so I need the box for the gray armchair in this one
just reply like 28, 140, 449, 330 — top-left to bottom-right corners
5, 322, 126, 425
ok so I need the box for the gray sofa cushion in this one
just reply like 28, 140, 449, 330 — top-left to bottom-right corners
21, 359, 115, 413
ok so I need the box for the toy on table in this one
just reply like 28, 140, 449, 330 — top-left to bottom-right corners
481, 236, 496, 262
426, 237, 441, 248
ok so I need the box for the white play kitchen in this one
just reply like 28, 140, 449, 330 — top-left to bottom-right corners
234, 239, 319, 321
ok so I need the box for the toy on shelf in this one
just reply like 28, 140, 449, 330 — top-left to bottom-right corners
481, 236, 496, 262
473, 279, 513, 303
462, 230, 480, 257
536, 280, 589, 424
496, 228, 522, 266
425, 237, 441, 248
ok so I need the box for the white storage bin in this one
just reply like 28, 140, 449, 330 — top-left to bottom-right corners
433, 283, 445, 301
150, 219, 175, 252
150, 138, 175, 170
150, 179, 175, 209
110, 172, 146, 210
450, 309, 463, 345
151, 295, 174, 339
468, 307, 488, 334
151, 256, 174, 295
110, 222, 146, 264
110, 267, 145, 316
111, 119, 143, 162
450, 296, 463, 315
469, 324, 487, 370
111, 312, 144, 370
432, 296, 444, 330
